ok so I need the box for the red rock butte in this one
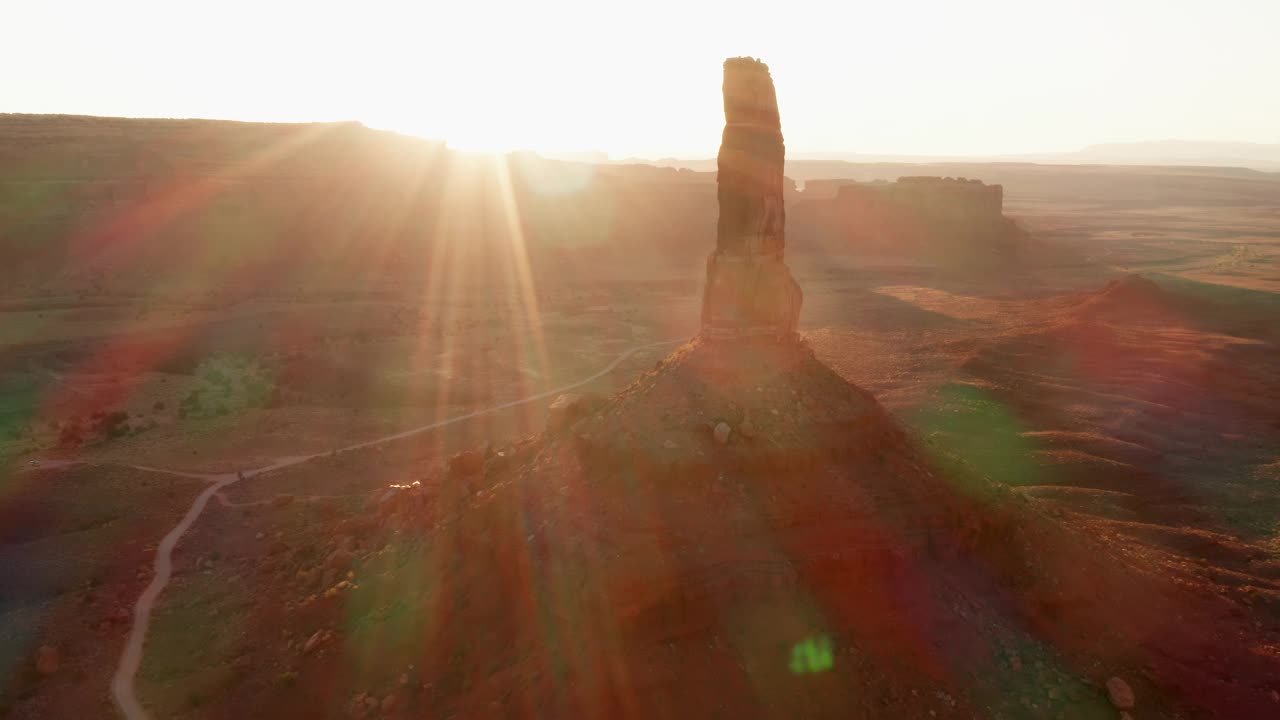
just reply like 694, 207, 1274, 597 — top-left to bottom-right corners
701, 57, 803, 341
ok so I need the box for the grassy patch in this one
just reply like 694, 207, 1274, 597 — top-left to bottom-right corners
909, 383, 1044, 492
138, 570, 247, 715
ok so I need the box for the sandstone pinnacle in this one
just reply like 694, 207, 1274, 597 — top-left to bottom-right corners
701, 57, 803, 340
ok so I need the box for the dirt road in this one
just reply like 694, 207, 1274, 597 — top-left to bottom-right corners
45, 338, 681, 720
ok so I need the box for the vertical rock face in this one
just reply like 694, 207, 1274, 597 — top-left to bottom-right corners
701, 57, 803, 340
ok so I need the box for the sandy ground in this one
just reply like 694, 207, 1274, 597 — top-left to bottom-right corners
3, 197, 1280, 717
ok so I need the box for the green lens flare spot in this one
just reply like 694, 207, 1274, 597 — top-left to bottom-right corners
789, 635, 834, 674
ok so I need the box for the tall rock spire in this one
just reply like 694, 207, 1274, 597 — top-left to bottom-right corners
701, 57, 802, 340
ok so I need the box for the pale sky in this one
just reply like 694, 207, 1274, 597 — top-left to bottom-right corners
4, 0, 1278, 157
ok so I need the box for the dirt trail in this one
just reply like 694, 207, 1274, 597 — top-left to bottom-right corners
29, 338, 682, 720
110, 468, 231, 720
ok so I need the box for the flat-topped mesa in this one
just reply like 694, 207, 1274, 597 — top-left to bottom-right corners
701, 57, 803, 341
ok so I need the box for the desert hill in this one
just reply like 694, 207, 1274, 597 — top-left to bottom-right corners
1073, 273, 1179, 320
0, 114, 724, 296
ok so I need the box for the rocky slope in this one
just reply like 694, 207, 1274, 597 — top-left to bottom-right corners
78, 332, 1277, 719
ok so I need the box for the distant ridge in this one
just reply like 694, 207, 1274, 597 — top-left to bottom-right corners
1068, 139, 1280, 168
627, 139, 1280, 172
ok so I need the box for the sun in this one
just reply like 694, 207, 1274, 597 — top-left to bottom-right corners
390, 109, 600, 157
419, 112, 534, 154
443, 134, 519, 154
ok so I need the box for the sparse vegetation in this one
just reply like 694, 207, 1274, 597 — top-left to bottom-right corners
178, 355, 274, 419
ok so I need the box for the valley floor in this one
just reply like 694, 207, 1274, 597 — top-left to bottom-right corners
3, 205, 1280, 718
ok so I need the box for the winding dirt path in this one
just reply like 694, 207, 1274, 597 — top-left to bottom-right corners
51, 338, 682, 720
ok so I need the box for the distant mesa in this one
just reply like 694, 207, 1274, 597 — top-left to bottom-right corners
789, 175, 1027, 264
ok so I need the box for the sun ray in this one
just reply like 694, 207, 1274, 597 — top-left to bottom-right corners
494, 154, 552, 397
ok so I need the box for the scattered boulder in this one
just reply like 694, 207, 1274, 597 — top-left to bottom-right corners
336, 514, 379, 541
1106, 676, 1135, 710
35, 645, 60, 675
713, 422, 731, 445
318, 568, 337, 591
373, 487, 400, 514
448, 449, 485, 478
302, 630, 326, 654
547, 392, 605, 432
327, 548, 356, 572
